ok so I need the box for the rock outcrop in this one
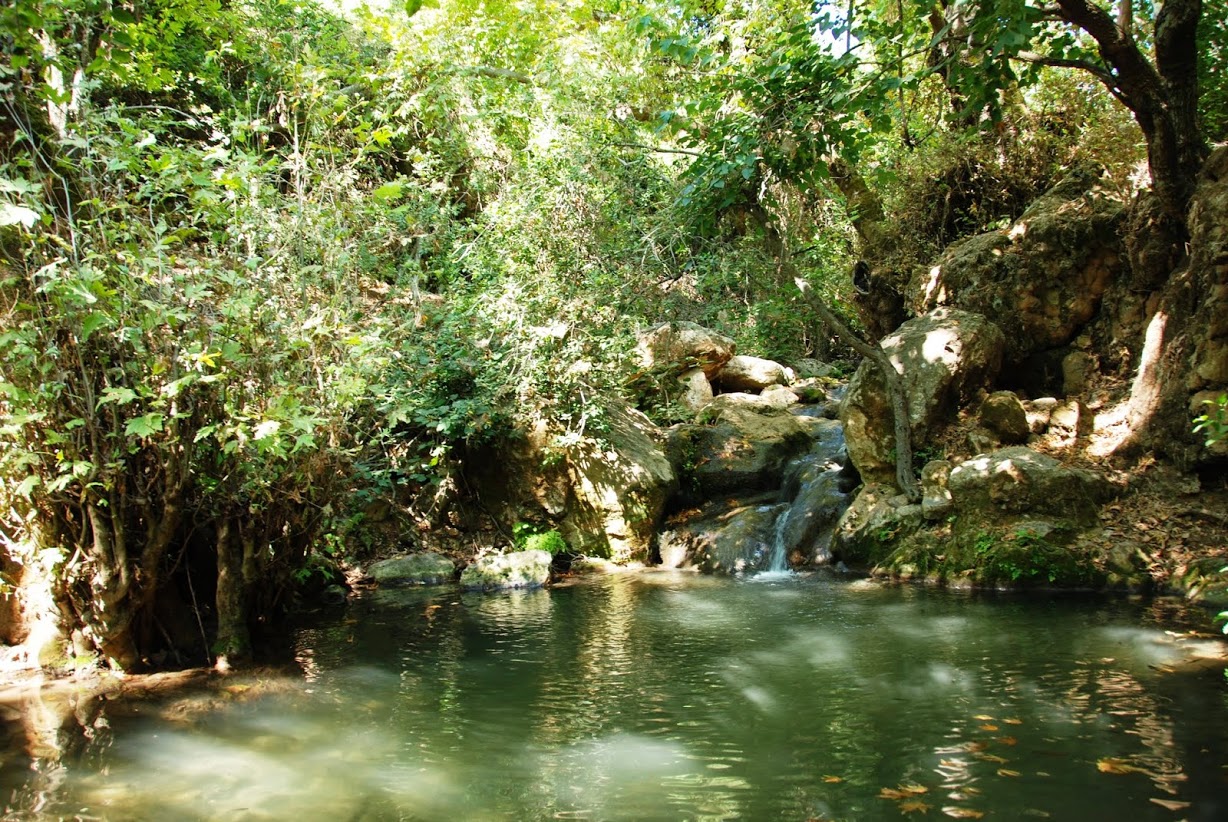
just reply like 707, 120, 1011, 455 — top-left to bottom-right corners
841, 308, 1005, 484
907, 168, 1126, 364
468, 402, 676, 563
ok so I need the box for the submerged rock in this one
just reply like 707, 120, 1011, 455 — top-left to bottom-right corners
460, 550, 552, 591
368, 553, 456, 586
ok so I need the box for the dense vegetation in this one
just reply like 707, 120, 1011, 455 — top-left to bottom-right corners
0, 0, 1222, 669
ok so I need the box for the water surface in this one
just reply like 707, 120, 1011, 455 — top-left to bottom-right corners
3, 572, 1227, 820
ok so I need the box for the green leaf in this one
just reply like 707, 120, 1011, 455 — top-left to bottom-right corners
125, 413, 165, 438
16, 475, 39, 498
0, 204, 39, 229
98, 387, 138, 407
372, 182, 404, 202
80, 312, 111, 341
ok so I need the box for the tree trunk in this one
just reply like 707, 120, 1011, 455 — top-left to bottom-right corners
213, 518, 251, 669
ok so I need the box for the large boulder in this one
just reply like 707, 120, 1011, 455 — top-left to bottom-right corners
668, 403, 813, 501
368, 553, 455, 585
907, 167, 1126, 364
676, 368, 714, 414
636, 321, 735, 378
947, 446, 1114, 526
714, 355, 792, 392
658, 497, 787, 573
460, 550, 552, 590
468, 403, 676, 563
841, 308, 1005, 484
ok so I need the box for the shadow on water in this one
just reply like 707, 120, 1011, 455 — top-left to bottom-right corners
2, 573, 1227, 821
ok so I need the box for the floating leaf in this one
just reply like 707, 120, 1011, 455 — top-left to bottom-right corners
963, 741, 988, 753
880, 788, 910, 800
942, 808, 985, 819
979, 724, 999, 732
1149, 798, 1191, 811
1097, 758, 1144, 775
900, 785, 929, 795
996, 736, 1018, 746
899, 799, 931, 814
1004, 718, 1023, 725
822, 775, 844, 783
976, 753, 1009, 764
973, 715, 995, 721
997, 768, 1021, 777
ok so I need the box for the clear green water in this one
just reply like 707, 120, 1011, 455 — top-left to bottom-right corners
4, 572, 1228, 820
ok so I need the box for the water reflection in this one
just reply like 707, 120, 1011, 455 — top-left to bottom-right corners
1, 575, 1225, 821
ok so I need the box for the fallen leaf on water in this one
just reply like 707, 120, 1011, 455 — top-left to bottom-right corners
1004, 718, 1023, 725
900, 785, 929, 796
899, 800, 932, 814
939, 759, 964, 769
979, 724, 999, 731
881, 788, 910, 800
996, 736, 1018, 746
963, 741, 988, 753
973, 714, 995, 721
881, 785, 929, 800
1149, 798, 1191, 811
942, 807, 985, 819
997, 768, 1021, 777
976, 753, 1009, 764
1097, 758, 1145, 775
822, 775, 844, 783
1022, 810, 1052, 818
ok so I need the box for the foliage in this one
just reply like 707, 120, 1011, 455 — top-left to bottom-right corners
1192, 394, 1228, 447
512, 522, 568, 556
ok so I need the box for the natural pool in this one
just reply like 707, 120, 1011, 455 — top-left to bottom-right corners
3, 571, 1227, 821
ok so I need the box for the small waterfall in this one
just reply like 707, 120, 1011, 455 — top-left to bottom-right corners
762, 507, 792, 575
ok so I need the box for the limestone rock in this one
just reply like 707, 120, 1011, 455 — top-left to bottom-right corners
830, 483, 924, 567
669, 404, 813, 500
979, 391, 1030, 444
908, 168, 1126, 364
947, 446, 1113, 526
715, 354, 792, 391
460, 550, 552, 590
677, 367, 714, 414
920, 460, 953, 521
368, 553, 455, 586
469, 403, 676, 563
841, 308, 1005, 484
793, 358, 837, 379
636, 321, 735, 378
658, 498, 787, 573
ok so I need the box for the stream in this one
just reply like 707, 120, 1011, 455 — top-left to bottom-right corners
2, 572, 1226, 820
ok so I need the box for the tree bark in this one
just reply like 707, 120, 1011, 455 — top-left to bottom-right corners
214, 518, 252, 669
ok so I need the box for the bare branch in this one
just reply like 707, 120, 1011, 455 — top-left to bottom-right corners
610, 142, 707, 158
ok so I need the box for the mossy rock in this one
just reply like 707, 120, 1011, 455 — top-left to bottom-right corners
460, 550, 552, 591
368, 553, 456, 586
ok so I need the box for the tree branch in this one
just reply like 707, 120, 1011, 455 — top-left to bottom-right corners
611, 142, 707, 158
469, 66, 533, 85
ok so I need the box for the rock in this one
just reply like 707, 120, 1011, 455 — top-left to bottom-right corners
920, 460, 953, 521
1024, 397, 1059, 433
368, 553, 456, 586
677, 367, 714, 414
1062, 351, 1095, 397
636, 321, 736, 378
979, 391, 1030, 444
760, 384, 800, 408
715, 354, 792, 391
946, 446, 1113, 526
469, 403, 677, 563
460, 550, 553, 590
793, 358, 837, 379
841, 308, 1005, 484
557, 405, 678, 561
669, 404, 814, 500
1047, 399, 1082, 443
792, 380, 828, 404
658, 498, 787, 573
966, 427, 1000, 454
830, 483, 925, 567
908, 167, 1126, 364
